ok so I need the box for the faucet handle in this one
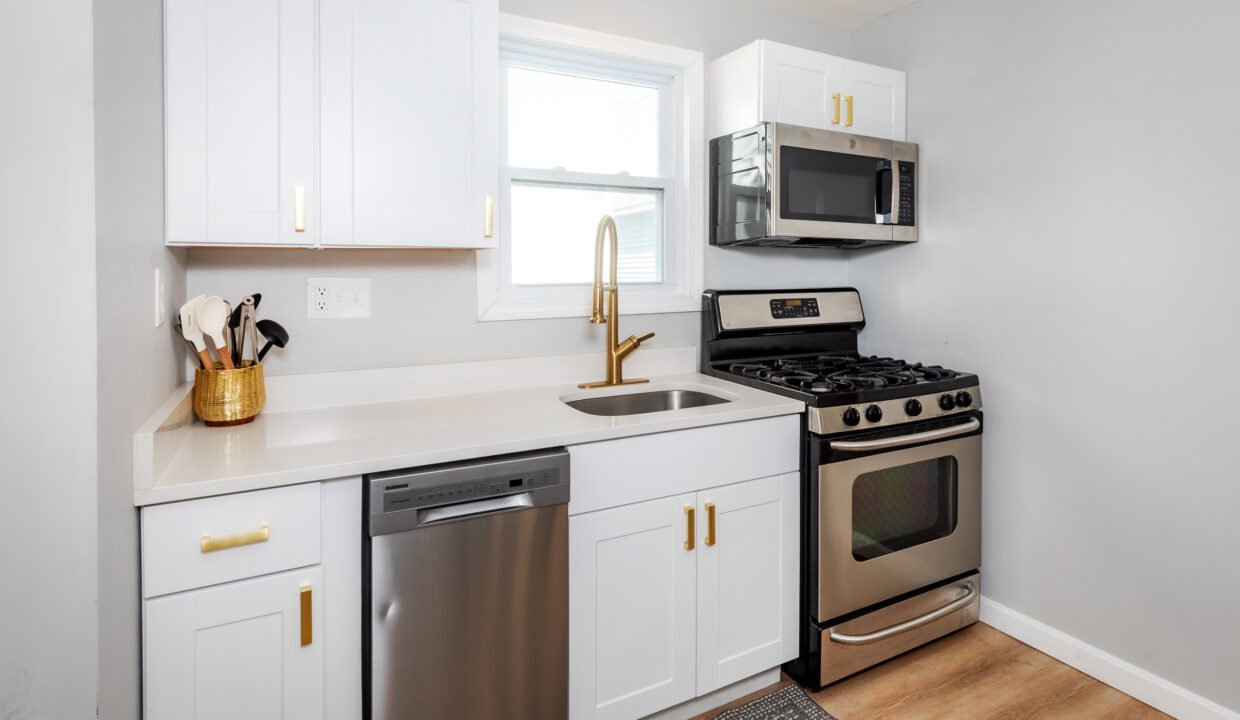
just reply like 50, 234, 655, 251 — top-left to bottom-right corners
635, 332, 655, 344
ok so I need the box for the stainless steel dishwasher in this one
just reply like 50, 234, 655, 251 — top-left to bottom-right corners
364, 448, 569, 720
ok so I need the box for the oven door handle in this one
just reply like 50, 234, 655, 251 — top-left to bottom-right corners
829, 417, 980, 452
828, 581, 977, 646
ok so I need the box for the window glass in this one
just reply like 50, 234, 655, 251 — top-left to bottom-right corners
506, 66, 660, 176
510, 181, 662, 286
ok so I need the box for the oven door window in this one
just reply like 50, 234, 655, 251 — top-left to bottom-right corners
852, 457, 958, 561
779, 146, 889, 224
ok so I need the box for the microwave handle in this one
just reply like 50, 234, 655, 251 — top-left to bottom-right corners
875, 161, 894, 222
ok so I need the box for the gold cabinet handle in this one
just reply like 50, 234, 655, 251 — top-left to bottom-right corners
845, 95, 854, 127
200, 524, 269, 553
294, 185, 306, 232
704, 503, 716, 547
831, 92, 841, 125
483, 195, 495, 238
300, 585, 313, 646
684, 506, 695, 551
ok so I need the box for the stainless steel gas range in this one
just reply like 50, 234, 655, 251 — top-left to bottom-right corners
701, 288, 982, 689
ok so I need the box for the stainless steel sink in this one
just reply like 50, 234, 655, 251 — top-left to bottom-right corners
564, 389, 731, 416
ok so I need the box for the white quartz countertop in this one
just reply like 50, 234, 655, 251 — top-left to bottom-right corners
134, 354, 803, 506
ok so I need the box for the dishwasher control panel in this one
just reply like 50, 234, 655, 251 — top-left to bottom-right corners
366, 447, 571, 535
381, 466, 562, 513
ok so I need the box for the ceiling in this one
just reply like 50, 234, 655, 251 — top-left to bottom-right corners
735, 0, 922, 29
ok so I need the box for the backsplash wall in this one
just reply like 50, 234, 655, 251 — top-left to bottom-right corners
185, 0, 855, 376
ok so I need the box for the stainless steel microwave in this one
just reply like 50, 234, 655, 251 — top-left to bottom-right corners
710, 122, 917, 248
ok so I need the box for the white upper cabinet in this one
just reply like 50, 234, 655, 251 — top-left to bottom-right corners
166, 0, 317, 246
165, 0, 499, 248
709, 39, 906, 141
320, 0, 499, 248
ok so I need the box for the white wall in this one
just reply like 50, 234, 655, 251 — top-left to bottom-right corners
94, 0, 189, 717
850, 0, 1240, 712
186, 0, 854, 376
0, 1, 99, 718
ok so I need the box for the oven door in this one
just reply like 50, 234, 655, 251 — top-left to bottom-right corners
770, 124, 915, 244
817, 418, 981, 622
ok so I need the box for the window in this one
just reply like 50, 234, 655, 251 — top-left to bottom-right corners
477, 16, 704, 321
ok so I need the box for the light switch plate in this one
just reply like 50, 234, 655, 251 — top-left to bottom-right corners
307, 277, 371, 319
153, 268, 166, 328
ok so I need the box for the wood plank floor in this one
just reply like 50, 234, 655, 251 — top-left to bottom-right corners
696, 624, 1170, 720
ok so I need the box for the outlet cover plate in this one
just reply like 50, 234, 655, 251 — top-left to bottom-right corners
307, 277, 371, 319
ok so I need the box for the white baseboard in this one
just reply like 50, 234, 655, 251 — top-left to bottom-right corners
980, 597, 1239, 720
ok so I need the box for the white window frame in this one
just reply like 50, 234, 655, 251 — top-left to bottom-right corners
476, 14, 704, 321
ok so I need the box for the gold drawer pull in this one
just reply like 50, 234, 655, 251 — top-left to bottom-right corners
831, 92, 841, 124
484, 195, 495, 238
300, 585, 313, 646
200, 524, 269, 553
845, 95, 854, 127
684, 506, 695, 551
705, 503, 716, 547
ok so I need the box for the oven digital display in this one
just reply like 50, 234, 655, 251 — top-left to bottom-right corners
770, 298, 820, 319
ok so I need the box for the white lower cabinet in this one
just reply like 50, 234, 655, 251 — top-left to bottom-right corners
145, 568, 324, 720
142, 478, 361, 720
568, 416, 802, 720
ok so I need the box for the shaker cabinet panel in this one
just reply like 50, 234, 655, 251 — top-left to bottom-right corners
711, 39, 907, 141
144, 567, 325, 720
696, 472, 800, 694
319, 0, 499, 247
569, 494, 697, 720
165, 0, 317, 246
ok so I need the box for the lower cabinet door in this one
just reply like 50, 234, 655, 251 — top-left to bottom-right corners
145, 567, 324, 720
569, 494, 697, 720
696, 472, 800, 693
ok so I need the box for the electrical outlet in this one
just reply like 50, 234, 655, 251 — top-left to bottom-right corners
307, 277, 371, 319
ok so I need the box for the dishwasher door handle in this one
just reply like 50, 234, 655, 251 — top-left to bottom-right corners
417, 492, 534, 526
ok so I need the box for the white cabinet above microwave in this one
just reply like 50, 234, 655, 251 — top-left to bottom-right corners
709, 40, 906, 142
164, 0, 499, 249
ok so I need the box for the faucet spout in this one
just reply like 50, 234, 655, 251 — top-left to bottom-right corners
579, 215, 656, 389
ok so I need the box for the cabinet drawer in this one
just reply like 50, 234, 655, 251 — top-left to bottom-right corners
143, 483, 322, 599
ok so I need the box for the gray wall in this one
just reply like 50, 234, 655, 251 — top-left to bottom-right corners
0, 1, 100, 718
186, 0, 854, 376
94, 0, 189, 717
850, 0, 1240, 711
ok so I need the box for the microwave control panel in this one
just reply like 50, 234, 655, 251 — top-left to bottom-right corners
898, 162, 915, 226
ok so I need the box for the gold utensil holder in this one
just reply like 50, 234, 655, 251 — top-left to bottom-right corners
193, 360, 266, 427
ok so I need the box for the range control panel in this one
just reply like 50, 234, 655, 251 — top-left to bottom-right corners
769, 297, 820, 319
382, 467, 561, 513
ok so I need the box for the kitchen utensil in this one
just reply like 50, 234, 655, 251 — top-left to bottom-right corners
173, 317, 203, 368
239, 295, 259, 364
196, 296, 235, 370
177, 295, 212, 370
229, 292, 261, 364
255, 319, 289, 361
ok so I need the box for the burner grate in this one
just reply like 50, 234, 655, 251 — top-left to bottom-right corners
726, 355, 959, 396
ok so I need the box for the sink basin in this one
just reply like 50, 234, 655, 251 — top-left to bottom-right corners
564, 388, 732, 416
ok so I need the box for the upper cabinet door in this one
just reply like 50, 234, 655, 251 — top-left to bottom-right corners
843, 60, 907, 142
695, 472, 800, 694
320, 0, 499, 248
759, 41, 849, 132
165, 0, 317, 246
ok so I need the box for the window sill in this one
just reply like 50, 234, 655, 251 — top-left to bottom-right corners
477, 291, 699, 322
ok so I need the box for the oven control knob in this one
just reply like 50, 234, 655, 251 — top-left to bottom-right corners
939, 394, 957, 411
842, 408, 861, 426
905, 399, 923, 416
865, 405, 883, 423
955, 391, 973, 408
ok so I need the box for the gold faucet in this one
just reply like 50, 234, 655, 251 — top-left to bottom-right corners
578, 215, 655, 389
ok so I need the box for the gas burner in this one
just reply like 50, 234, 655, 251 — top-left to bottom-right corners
718, 355, 961, 402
